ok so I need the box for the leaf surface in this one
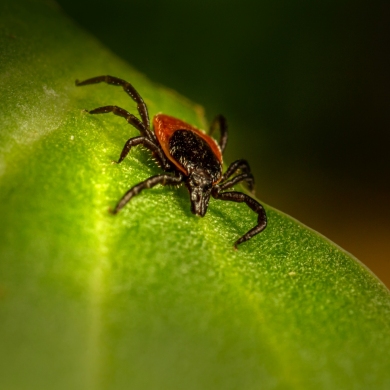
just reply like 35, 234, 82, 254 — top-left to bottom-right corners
0, 1, 389, 389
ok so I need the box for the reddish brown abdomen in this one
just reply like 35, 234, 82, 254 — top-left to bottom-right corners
153, 114, 223, 182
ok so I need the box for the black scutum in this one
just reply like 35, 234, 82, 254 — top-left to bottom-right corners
169, 130, 221, 182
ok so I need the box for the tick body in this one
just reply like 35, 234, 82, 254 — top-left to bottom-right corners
76, 75, 267, 247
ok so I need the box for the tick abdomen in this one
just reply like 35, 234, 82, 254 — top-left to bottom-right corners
169, 130, 222, 183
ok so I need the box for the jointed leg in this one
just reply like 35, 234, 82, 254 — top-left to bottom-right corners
221, 159, 253, 181
217, 172, 255, 193
211, 190, 267, 248
75, 75, 154, 141
115, 136, 171, 169
219, 160, 255, 194
209, 115, 228, 153
88, 105, 146, 135
111, 173, 184, 214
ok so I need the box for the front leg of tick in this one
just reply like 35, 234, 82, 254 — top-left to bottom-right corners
217, 172, 255, 194
219, 159, 255, 193
211, 188, 267, 248
112, 136, 171, 170
111, 173, 184, 214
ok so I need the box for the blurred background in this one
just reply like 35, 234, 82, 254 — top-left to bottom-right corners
57, 0, 390, 287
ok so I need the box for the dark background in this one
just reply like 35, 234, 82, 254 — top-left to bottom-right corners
57, 0, 390, 287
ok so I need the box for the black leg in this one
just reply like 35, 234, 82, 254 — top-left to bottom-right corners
75, 75, 155, 141
221, 159, 253, 181
111, 173, 184, 214
114, 136, 171, 169
209, 115, 228, 153
87, 105, 146, 135
211, 190, 267, 248
217, 172, 255, 193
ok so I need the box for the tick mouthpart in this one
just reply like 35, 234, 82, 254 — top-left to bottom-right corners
189, 187, 211, 217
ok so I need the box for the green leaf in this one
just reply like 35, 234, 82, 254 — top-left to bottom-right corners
1, 1, 389, 389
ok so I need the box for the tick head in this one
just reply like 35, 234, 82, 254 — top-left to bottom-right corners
186, 170, 213, 217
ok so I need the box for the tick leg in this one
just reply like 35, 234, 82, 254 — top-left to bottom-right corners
211, 190, 267, 248
221, 159, 252, 180
209, 115, 228, 153
111, 173, 184, 214
75, 75, 154, 141
88, 105, 146, 135
217, 172, 255, 193
220, 159, 255, 192
115, 136, 171, 170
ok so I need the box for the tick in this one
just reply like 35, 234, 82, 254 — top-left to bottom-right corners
75, 75, 267, 247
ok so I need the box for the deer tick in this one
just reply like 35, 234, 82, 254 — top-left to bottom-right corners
75, 75, 267, 247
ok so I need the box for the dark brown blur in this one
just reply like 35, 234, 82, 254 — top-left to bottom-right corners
58, 0, 390, 287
